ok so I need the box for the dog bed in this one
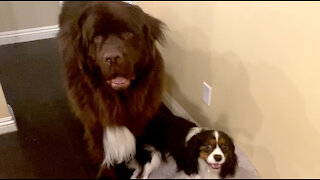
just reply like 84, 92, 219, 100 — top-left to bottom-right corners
145, 145, 260, 179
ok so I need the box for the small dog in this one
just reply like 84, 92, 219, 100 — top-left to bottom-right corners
133, 113, 238, 179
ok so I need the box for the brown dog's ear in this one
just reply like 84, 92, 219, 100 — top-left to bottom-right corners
77, 9, 95, 51
144, 13, 166, 44
75, 7, 98, 73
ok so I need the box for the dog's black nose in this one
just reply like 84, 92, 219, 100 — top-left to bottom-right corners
214, 155, 222, 162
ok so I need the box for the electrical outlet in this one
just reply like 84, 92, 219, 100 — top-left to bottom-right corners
202, 82, 211, 106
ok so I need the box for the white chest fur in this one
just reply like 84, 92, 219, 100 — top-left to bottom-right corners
102, 126, 136, 167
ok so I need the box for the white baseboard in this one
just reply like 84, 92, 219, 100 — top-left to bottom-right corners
0, 1, 135, 46
0, 104, 17, 135
0, 25, 59, 46
162, 91, 198, 125
0, 123, 17, 135
0, 115, 12, 123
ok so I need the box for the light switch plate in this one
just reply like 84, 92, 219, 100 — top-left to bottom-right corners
202, 82, 211, 106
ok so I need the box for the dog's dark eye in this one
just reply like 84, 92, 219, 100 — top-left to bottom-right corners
206, 145, 213, 150
105, 57, 112, 64
220, 145, 228, 149
121, 32, 134, 40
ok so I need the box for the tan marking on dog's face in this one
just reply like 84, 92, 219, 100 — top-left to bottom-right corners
209, 139, 216, 145
199, 138, 216, 161
200, 151, 209, 161
219, 138, 226, 145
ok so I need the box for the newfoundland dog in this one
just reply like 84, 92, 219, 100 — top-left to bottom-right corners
57, 1, 165, 178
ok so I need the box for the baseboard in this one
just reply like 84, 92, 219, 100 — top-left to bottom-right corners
0, 1, 135, 46
0, 104, 17, 135
0, 115, 12, 123
0, 25, 59, 46
162, 91, 198, 125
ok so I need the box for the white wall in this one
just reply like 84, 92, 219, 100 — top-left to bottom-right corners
137, 1, 320, 178
0, 1, 60, 32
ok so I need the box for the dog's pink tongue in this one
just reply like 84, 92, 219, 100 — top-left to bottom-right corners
211, 163, 221, 169
112, 77, 128, 84
111, 76, 130, 90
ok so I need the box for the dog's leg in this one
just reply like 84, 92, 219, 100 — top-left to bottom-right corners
83, 124, 104, 165
140, 151, 162, 179
126, 157, 144, 179
134, 139, 151, 179
137, 150, 162, 179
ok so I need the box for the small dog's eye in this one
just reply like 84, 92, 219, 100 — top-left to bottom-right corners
121, 32, 134, 40
206, 145, 212, 150
220, 144, 229, 150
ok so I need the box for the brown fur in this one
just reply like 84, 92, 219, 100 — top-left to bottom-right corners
57, 1, 165, 169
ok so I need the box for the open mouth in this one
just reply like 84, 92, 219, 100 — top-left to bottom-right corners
107, 76, 131, 90
208, 163, 221, 170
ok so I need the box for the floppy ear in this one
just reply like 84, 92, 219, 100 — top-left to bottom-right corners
220, 150, 238, 178
74, 11, 89, 72
183, 137, 201, 175
220, 136, 238, 178
73, 8, 103, 86
144, 13, 165, 44
77, 8, 95, 55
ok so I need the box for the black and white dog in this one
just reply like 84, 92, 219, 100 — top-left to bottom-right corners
132, 113, 238, 179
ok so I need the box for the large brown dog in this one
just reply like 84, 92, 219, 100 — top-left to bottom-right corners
57, 1, 164, 178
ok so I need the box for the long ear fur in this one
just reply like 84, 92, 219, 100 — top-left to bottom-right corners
144, 13, 166, 44
220, 137, 238, 178
182, 137, 201, 175
73, 7, 103, 87
77, 7, 95, 57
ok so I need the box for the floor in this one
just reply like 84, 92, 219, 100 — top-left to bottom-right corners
0, 39, 97, 178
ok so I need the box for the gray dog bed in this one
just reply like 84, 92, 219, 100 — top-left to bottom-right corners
136, 145, 260, 179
